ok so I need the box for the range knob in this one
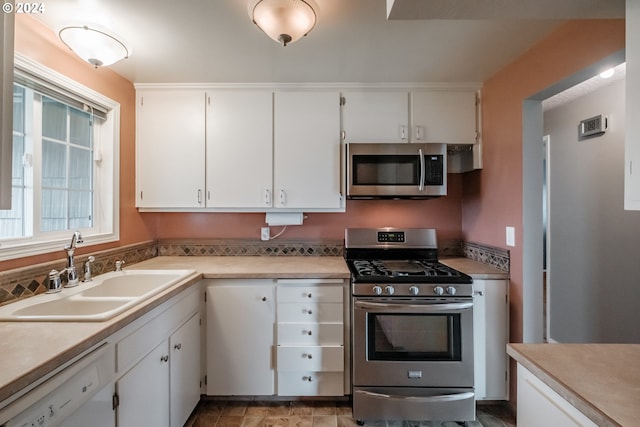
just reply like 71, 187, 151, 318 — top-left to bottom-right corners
385, 285, 395, 295
433, 286, 444, 296
409, 286, 420, 296
446, 286, 457, 296
372, 286, 383, 295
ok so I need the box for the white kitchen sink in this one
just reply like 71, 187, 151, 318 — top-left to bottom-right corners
0, 269, 196, 322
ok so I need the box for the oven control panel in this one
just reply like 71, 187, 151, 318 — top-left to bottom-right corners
377, 231, 405, 243
353, 283, 473, 297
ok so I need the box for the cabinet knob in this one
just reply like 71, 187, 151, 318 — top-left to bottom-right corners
161, 355, 169, 363
304, 309, 313, 315
307, 293, 312, 298
302, 376, 313, 382
262, 297, 267, 302
303, 330, 312, 336
174, 343, 182, 350
302, 353, 313, 359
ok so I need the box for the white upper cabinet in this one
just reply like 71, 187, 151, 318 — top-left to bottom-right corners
625, 0, 640, 210
274, 91, 343, 209
411, 90, 478, 144
136, 89, 206, 208
206, 90, 273, 208
341, 91, 409, 143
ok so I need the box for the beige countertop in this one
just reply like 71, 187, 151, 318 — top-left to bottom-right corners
507, 343, 640, 427
440, 257, 509, 279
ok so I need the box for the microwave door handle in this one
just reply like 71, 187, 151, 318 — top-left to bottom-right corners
418, 148, 425, 191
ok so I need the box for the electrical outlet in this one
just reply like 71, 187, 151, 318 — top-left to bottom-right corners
261, 227, 270, 241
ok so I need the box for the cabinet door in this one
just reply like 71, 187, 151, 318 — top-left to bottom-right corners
473, 279, 509, 400
170, 313, 201, 427
341, 91, 409, 143
118, 339, 170, 427
517, 365, 597, 427
206, 282, 275, 395
411, 91, 477, 144
206, 90, 273, 208
625, 0, 640, 210
273, 91, 343, 209
136, 89, 206, 208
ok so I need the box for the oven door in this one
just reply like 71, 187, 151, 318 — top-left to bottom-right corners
352, 298, 473, 388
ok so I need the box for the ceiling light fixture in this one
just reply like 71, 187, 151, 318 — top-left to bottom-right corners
249, 0, 317, 47
59, 24, 131, 68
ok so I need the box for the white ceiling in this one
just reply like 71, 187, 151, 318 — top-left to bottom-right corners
32, 0, 624, 84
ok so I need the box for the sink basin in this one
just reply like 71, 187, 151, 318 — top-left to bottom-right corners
0, 269, 196, 322
78, 272, 185, 298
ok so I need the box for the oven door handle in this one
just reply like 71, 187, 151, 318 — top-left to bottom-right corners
357, 389, 475, 403
354, 301, 473, 312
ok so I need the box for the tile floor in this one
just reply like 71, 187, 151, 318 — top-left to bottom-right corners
185, 400, 516, 427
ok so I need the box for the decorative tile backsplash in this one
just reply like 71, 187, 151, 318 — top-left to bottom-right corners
0, 238, 509, 306
462, 241, 510, 272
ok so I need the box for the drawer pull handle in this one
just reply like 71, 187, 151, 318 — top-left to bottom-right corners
302, 353, 313, 359
161, 355, 169, 363
307, 293, 312, 298
302, 376, 313, 382
303, 330, 312, 336
304, 309, 313, 315
262, 297, 267, 302
174, 343, 182, 350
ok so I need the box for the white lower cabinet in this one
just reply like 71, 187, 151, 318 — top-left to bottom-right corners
473, 279, 509, 400
517, 364, 597, 427
118, 339, 170, 427
116, 286, 201, 427
205, 278, 348, 397
206, 280, 276, 395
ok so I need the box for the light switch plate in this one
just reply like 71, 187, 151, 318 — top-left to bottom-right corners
506, 226, 515, 247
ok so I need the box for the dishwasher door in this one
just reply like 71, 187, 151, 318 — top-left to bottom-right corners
2, 342, 116, 427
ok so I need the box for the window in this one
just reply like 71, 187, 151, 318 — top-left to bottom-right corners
0, 55, 119, 260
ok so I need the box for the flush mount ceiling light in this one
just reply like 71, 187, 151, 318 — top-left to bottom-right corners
59, 25, 131, 68
249, 0, 317, 47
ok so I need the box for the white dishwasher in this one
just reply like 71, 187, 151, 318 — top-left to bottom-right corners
0, 342, 116, 427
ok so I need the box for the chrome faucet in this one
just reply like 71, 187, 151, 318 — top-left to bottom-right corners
64, 231, 83, 287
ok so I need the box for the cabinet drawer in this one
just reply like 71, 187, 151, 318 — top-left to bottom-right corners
277, 346, 344, 371
277, 285, 343, 303
277, 371, 344, 396
277, 323, 343, 346
277, 302, 342, 323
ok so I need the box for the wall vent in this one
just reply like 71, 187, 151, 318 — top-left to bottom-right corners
579, 114, 607, 139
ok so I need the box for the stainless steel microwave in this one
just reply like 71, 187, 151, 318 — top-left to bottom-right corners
346, 143, 447, 199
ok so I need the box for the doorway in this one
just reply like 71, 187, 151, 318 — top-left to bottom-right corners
521, 49, 625, 343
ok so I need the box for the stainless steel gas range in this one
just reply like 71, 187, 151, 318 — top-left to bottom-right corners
345, 228, 475, 423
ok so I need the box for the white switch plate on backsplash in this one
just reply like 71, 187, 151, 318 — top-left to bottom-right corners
506, 226, 515, 247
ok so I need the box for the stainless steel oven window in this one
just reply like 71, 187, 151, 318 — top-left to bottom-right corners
367, 312, 462, 361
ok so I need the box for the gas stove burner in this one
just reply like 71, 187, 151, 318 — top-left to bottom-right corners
351, 259, 464, 278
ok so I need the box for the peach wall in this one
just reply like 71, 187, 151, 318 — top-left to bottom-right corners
1, 16, 156, 271
155, 174, 464, 241
464, 19, 624, 404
